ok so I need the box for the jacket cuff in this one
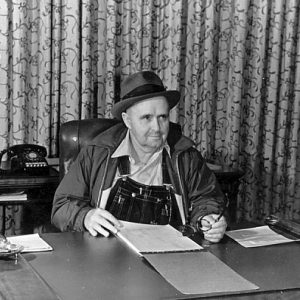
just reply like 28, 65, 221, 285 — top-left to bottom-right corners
73, 207, 91, 231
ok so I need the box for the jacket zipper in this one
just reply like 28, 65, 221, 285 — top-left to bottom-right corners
96, 147, 111, 208
174, 151, 188, 222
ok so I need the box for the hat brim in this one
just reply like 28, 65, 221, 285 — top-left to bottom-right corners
112, 90, 180, 120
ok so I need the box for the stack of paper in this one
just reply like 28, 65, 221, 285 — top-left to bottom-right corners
0, 191, 27, 201
225, 225, 300, 247
7, 233, 53, 252
116, 221, 202, 256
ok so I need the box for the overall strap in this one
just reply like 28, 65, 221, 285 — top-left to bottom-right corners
118, 156, 130, 176
118, 150, 172, 184
162, 149, 172, 185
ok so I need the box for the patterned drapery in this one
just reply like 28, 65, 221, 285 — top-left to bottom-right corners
0, 0, 299, 235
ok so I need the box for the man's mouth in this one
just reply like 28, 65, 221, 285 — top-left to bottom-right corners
149, 135, 161, 139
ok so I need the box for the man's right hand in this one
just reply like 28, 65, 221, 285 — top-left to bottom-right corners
84, 208, 123, 237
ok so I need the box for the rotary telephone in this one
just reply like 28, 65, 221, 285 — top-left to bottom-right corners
0, 144, 49, 176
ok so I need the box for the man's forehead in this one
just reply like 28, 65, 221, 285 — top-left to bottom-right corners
128, 96, 169, 112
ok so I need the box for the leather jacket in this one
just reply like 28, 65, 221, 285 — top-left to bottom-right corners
51, 122, 225, 232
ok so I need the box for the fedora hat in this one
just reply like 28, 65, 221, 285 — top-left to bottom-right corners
111, 71, 180, 120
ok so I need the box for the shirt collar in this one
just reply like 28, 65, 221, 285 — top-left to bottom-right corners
111, 130, 170, 162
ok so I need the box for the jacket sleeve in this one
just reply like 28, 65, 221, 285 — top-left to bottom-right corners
51, 147, 94, 232
179, 148, 226, 227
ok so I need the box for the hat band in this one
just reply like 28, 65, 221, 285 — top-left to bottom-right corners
122, 84, 166, 100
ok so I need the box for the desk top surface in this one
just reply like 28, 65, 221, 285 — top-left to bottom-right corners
0, 167, 59, 189
22, 229, 300, 300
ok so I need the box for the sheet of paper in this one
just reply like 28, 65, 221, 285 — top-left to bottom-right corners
0, 191, 27, 201
226, 225, 300, 247
117, 221, 202, 255
144, 251, 259, 295
7, 233, 53, 252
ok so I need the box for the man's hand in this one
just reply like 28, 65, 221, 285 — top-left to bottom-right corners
84, 208, 123, 237
200, 214, 227, 243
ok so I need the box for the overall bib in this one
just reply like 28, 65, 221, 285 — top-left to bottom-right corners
106, 154, 181, 227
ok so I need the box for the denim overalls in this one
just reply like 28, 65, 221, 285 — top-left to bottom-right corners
106, 153, 181, 227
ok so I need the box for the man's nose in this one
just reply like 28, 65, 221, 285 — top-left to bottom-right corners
151, 118, 160, 131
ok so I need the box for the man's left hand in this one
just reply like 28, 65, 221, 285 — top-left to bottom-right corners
201, 214, 227, 243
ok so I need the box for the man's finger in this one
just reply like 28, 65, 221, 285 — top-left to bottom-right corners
93, 223, 110, 237
88, 227, 98, 237
97, 218, 119, 235
99, 209, 123, 228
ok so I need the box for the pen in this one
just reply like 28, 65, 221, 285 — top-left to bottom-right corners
214, 206, 226, 223
215, 195, 230, 222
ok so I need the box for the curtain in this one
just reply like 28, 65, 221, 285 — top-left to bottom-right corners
0, 0, 299, 235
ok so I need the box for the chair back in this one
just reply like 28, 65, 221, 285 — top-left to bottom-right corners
59, 118, 119, 180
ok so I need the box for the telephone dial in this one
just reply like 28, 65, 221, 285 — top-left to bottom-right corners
0, 144, 49, 176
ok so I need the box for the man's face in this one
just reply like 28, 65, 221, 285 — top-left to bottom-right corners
122, 96, 170, 154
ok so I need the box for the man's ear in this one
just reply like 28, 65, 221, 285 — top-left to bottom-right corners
121, 111, 132, 129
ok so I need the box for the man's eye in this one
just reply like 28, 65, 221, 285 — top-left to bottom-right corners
160, 115, 169, 120
143, 115, 152, 121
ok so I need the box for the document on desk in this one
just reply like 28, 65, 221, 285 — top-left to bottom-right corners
225, 225, 300, 247
116, 221, 202, 255
7, 233, 53, 252
144, 251, 259, 295
0, 191, 27, 201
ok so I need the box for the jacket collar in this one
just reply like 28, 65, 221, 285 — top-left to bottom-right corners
89, 121, 195, 153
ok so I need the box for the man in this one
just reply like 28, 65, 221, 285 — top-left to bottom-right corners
51, 71, 227, 243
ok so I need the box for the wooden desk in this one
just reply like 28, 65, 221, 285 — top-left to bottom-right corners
21, 230, 300, 300
0, 167, 59, 190
0, 168, 60, 234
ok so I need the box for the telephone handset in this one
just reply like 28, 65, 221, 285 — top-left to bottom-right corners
0, 144, 50, 176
